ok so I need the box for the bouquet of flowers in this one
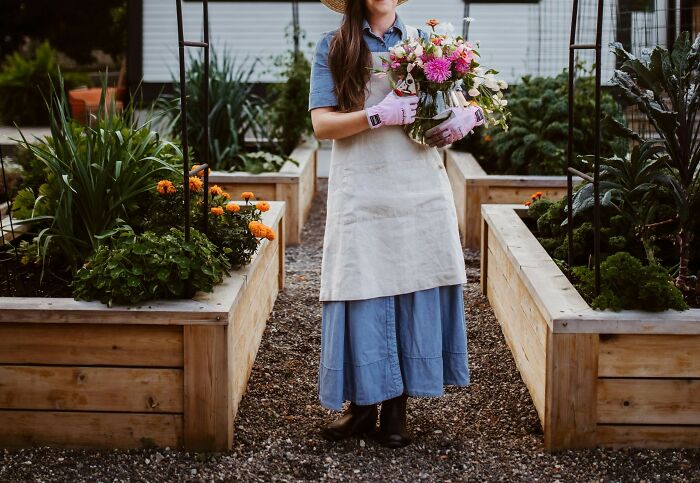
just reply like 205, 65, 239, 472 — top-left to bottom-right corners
379, 18, 509, 144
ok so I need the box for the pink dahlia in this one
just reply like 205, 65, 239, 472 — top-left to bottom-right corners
424, 58, 452, 83
454, 57, 472, 74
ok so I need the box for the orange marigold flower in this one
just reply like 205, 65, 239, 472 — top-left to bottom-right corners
209, 184, 224, 196
221, 191, 231, 200
266, 229, 275, 241
248, 220, 271, 238
156, 179, 176, 195
256, 201, 270, 212
426, 18, 440, 27
189, 176, 203, 192
531, 191, 543, 201
226, 202, 241, 213
524, 201, 532, 207
210, 206, 224, 216
241, 191, 255, 201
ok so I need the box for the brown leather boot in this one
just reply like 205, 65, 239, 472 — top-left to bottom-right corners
322, 403, 378, 441
377, 394, 411, 448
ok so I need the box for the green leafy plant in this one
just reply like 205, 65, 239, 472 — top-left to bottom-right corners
608, 32, 700, 291
266, 26, 313, 156
455, 66, 626, 175
239, 151, 296, 174
0, 41, 87, 125
158, 49, 267, 171
572, 252, 688, 311
71, 226, 230, 307
14, 73, 180, 269
142, 178, 274, 270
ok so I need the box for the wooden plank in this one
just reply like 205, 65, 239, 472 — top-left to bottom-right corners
599, 334, 700, 378
544, 333, 598, 450
0, 324, 183, 367
1, 215, 28, 243
598, 379, 700, 425
597, 425, 700, 449
554, 310, 700, 335
214, 183, 277, 203
0, 411, 182, 449
486, 234, 548, 424
184, 325, 231, 451
484, 186, 568, 205
276, 182, 300, 245
480, 216, 488, 296
0, 366, 183, 413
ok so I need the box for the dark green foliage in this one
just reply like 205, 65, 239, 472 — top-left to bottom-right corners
572, 252, 688, 311
0, 41, 87, 125
609, 32, 700, 290
203, 204, 261, 270
72, 227, 230, 307
158, 50, 267, 171
267, 28, 313, 156
454, 67, 627, 175
13, 74, 180, 269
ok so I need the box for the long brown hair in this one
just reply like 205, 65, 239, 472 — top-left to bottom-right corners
328, 0, 371, 112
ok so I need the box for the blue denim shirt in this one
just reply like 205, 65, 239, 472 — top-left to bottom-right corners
308, 15, 427, 111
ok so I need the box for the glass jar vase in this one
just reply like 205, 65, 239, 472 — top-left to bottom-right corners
404, 82, 464, 145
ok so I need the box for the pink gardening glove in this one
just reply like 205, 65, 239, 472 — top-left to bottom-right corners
365, 91, 418, 129
425, 105, 485, 148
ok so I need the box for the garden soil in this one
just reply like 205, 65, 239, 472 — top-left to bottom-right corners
1, 180, 698, 482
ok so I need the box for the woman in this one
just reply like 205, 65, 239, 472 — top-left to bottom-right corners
309, 0, 484, 448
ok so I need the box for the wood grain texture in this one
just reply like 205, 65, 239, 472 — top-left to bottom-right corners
598, 379, 700, 425
0, 411, 182, 449
599, 334, 700, 377
0, 366, 183, 412
544, 333, 598, 450
0, 324, 183, 367
486, 230, 548, 424
480, 217, 488, 296
276, 182, 300, 245
597, 425, 700, 449
184, 325, 231, 451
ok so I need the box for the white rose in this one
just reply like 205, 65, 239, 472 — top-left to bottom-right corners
394, 46, 406, 58
468, 87, 480, 97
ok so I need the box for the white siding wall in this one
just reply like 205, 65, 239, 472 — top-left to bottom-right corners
142, 0, 662, 85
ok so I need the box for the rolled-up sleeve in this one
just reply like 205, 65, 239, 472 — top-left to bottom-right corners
309, 31, 338, 111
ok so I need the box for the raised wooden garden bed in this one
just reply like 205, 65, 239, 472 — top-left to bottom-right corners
0, 202, 285, 451
445, 149, 574, 249
480, 203, 700, 450
210, 138, 317, 246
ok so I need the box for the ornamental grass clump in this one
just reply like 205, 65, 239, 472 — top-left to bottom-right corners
11, 74, 180, 270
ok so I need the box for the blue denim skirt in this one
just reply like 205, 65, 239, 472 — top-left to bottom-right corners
318, 284, 469, 410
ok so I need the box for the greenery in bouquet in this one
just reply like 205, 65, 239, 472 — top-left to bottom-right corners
378, 18, 509, 144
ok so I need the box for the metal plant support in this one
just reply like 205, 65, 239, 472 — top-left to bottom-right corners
176, 0, 210, 241
567, 0, 604, 295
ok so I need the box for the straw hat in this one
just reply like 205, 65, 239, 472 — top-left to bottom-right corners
320, 0, 409, 14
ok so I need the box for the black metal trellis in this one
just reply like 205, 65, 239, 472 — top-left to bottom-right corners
567, 0, 604, 295
175, 0, 210, 241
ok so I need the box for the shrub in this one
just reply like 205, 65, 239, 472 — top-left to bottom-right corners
14, 75, 180, 269
572, 252, 688, 311
266, 27, 313, 156
158, 49, 267, 171
72, 226, 231, 307
239, 151, 297, 174
454, 66, 627, 175
0, 41, 87, 125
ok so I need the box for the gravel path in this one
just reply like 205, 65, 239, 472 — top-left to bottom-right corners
1, 180, 699, 482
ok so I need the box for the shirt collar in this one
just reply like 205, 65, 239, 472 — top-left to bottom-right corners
362, 15, 405, 38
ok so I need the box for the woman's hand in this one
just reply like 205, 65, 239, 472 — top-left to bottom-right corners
365, 91, 419, 129
310, 91, 419, 141
424, 105, 485, 148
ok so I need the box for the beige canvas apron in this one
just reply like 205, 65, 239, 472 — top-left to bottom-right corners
319, 37, 467, 302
